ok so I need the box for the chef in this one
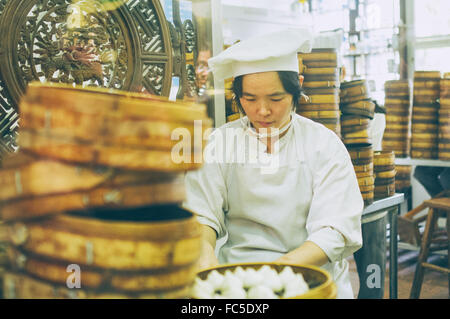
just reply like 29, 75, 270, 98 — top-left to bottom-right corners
183, 28, 363, 299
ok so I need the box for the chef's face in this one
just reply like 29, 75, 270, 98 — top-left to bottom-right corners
240, 71, 293, 133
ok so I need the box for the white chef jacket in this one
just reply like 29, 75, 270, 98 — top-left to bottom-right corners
183, 114, 363, 299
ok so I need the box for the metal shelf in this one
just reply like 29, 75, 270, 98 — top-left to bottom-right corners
395, 158, 450, 167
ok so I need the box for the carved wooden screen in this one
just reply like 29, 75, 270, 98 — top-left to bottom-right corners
0, 0, 197, 162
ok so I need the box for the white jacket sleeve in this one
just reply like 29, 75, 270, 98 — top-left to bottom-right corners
182, 161, 228, 240
305, 131, 363, 262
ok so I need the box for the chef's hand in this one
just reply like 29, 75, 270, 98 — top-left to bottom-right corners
197, 225, 220, 271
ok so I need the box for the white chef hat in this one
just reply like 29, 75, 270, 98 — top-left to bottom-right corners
208, 27, 313, 80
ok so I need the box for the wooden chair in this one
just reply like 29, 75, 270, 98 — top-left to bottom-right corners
409, 195, 450, 298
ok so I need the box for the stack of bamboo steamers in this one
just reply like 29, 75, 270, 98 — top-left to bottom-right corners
297, 49, 341, 137
339, 80, 376, 206
0, 82, 211, 299
382, 80, 411, 158
440, 73, 450, 160
411, 71, 441, 159
373, 151, 396, 199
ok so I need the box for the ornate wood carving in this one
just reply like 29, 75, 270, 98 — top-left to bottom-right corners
0, 0, 176, 161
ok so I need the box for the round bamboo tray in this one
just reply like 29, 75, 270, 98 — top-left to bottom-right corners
2, 271, 193, 299
414, 71, 441, 80
341, 116, 370, 127
0, 180, 186, 222
302, 81, 339, 89
343, 130, 370, 145
385, 80, 410, 90
196, 262, 337, 299
19, 101, 211, 151
374, 184, 395, 199
352, 162, 373, 174
411, 149, 438, 159
303, 67, 338, 76
374, 170, 396, 180
0, 153, 181, 204
297, 110, 340, 119
340, 99, 375, 119
297, 104, 340, 112
299, 94, 339, 105
24, 82, 209, 124
18, 129, 202, 172
386, 115, 410, 124
7, 247, 198, 293
413, 81, 440, 90
6, 207, 201, 270
347, 145, 373, 165
340, 80, 368, 98
373, 151, 395, 166
303, 74, 339, 82
385, 98, 411, 106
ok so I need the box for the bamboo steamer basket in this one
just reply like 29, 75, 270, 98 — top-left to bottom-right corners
298, 49, 338, 68
374, 170, 396, 180
303, 67, 338, 76
302, 81, 339, 89
300, 94, 339, 105
196, 262, 337, 299
357, 176, 375, 187
18, 129, 202, 172
440, 79, 450, 98
411, 149, 438, 159
341, 100, 375, 119
6, 207, 201, 271
6, 247, 198, 293
413, 81, 440, 90
0, 153, 182, 204
2, 271, 193, 299
0, 180, 186, 222
20, 100, 211, 150
438, 151, 450, 160
303, 74, 339, 82
374, 176, 395, 186
396, 165, 412, 176
386, 115, 410, 125
373, 163, 396, 172
352, 162, 373, 174
362, 191, 374, 206
341, 116, 370, 127
342, 129, 370, 145
385, 98, 411, 106
374, 184, 395, 199
297, 103, 340, 112
297, 110, 340, 119
440, 98, 450, 107
341, 123, 370, 134
383, 122, 410, 130
385, 80, 410, 90
396, 180, 411, 191
356, 169, 373, 178
385, 91, 410, 98
340, 80, 368, 98
340, 100, 375, 119
373, 151, 395, 166
413, 96, 440, 105
413, 89, 440, 97
411, 123, 438, 131
414, 71, 441, 80
347, 145, 373, 165
24, 82, 209, 124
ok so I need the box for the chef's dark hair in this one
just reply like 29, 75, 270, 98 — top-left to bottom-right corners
232, 71, 303, 114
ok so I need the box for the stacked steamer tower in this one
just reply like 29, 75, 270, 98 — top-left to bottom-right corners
411, 71, 441, 159
297, 49, 341, 138
0, 83, 211, 299
382, 80, 412, 194
439, 73, 450, 160
339, 80, 376, 206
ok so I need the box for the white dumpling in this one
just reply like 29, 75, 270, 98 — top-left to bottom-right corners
247, 285, 278, 299
257, 266, 283, 292
278, 266, 297, 287
241, 268, 263, 288
206, 270, 225, 290
221, 286, 247, 299
222, 270, 244, 291
192, 277, 214, 299
283, 273, 309, 298
233, 266, 247, 282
